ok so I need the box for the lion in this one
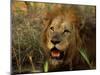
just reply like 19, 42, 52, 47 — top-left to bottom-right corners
41, 5, 96, 71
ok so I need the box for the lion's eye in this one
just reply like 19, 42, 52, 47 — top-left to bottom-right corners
64, 29, 70, 33
50, 27, 54, 31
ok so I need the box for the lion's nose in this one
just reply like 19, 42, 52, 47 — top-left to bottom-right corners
51, 39, 60, 44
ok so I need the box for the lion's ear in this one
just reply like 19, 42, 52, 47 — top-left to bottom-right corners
79, 19, 85, 31
79, 16, 96, 31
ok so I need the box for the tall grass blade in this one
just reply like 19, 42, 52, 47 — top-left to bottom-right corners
79, 48, 92, 68
44, 61, 48, 72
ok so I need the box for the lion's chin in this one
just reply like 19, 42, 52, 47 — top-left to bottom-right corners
49, 58, 63, 66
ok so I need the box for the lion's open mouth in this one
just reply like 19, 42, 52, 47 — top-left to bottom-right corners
50, 47, 64, 60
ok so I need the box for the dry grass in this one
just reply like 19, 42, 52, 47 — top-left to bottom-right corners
12, 11, 45, 73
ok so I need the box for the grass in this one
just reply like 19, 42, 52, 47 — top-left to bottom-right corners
12, 12, 44, 73
44, 61, 48, 72
79, 48, 93, 69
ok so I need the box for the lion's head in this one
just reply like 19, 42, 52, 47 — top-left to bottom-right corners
41, 6, 82, 68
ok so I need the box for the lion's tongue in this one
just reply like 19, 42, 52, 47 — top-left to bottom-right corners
51, 50, 60, 57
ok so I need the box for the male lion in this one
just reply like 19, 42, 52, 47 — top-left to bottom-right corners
41, 5, 95, 71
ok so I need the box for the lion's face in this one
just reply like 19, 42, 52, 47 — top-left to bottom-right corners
43, 15, 80, 66
42, 8, 81, 68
